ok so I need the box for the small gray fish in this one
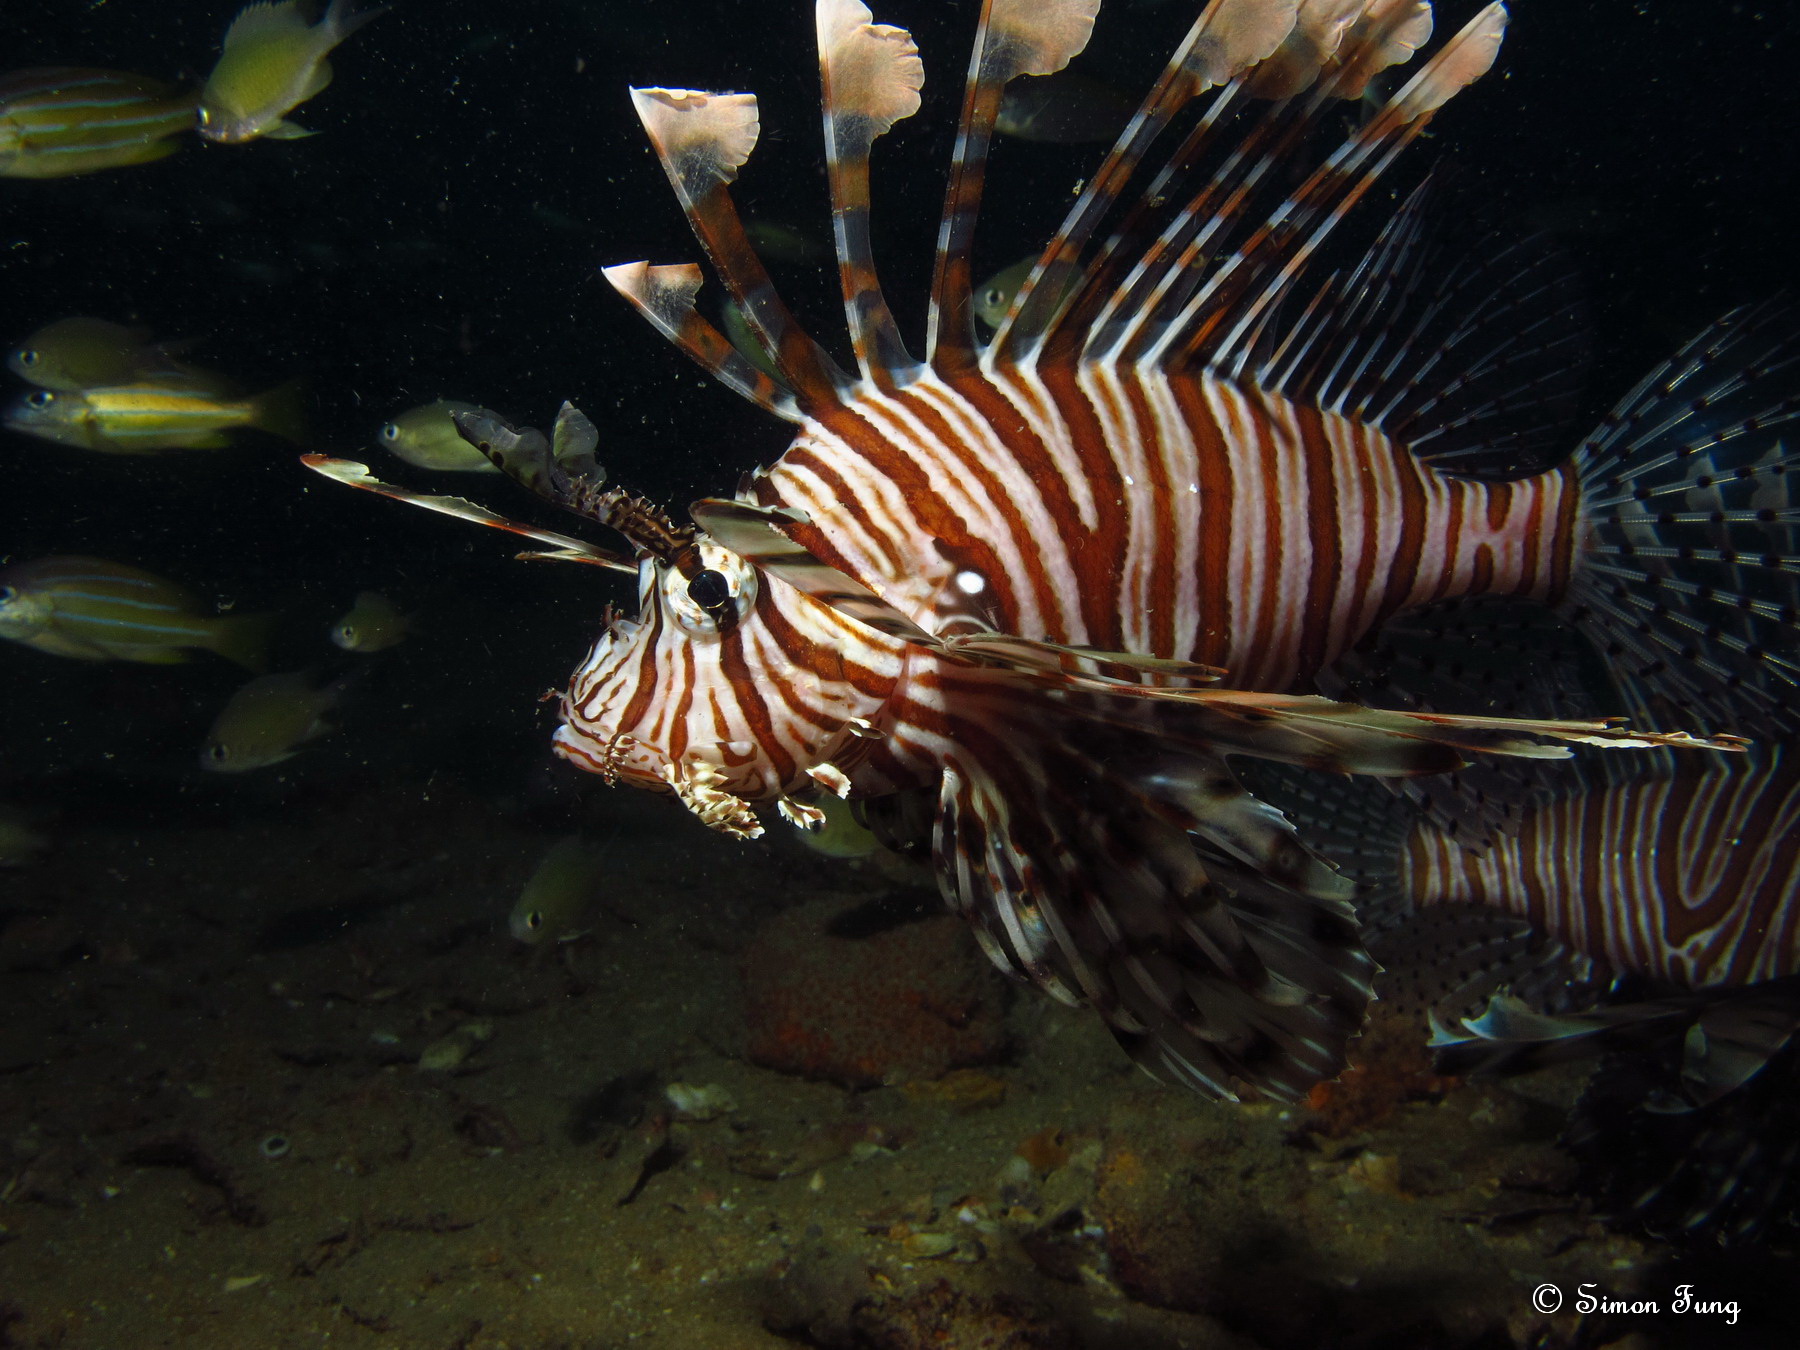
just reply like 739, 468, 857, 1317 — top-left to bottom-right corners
202, 669, 346, 772
509, 834, 613, 945
330, 590, 410, 652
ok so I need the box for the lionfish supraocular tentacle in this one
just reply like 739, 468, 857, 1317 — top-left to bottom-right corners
925, 0, 1100, 373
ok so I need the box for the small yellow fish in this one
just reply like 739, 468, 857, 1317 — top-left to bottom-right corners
791, 793, 880, 860
202, 670, 344, 772
972, 257, 1081, 331
0, 806, 48, 867
377, 400, 504, 472
4, 374, 304, 453
199, 0, 386, 144
0, 68, 197, 179
720, 306, 782, 382
330, 590, 409, 652
996, 70, 1134, 145
510, 834, 612, 945
9, 317, 166, 391
0, 556, 272, 668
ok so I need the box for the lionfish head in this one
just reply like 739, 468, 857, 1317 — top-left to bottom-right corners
442, 405, 895, 839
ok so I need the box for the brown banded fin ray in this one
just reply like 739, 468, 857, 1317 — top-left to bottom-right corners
629, 88, 847, 407
925, 0, 1101, 370
299, 456, 635, 574
600, 261, 800, 420
816, 0, 925, 383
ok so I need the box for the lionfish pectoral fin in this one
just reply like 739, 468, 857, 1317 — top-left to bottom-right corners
689, 497, 945, 646
930, 671, 1374, 1102
1315, 598, 1630, 848
298, 456, 636, 574
1093, 686, 1747, 771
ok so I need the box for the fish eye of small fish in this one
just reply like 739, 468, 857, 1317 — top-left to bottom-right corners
23, 389, 54, 409
14, 349, 38, 368
378, 422, 399, 442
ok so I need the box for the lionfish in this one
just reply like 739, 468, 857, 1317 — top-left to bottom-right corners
309, 0, 1798, 1102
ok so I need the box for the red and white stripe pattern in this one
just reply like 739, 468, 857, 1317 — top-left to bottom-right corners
760, 367, 1576, 694
1404, 751, 1800, 988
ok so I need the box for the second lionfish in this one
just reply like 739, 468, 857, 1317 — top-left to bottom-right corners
311, 0, 1797, 1101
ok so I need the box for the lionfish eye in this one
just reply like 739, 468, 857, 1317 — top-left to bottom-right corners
26, 390, 51, 409
16, 349, 37, 367
687, 569, 730, 610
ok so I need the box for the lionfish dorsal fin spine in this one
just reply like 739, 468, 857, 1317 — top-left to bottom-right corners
628, 87, 849, 409
1079, 1, 1441, 367
816, 0, 925, 387
991, 0, 1299, 364
1143, 1, 1507, 373
926, 0, 1101, 374
600, 260, 802, 421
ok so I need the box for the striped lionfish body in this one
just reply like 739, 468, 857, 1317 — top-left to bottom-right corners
309, 0, 1797, 1102
1402, 749, 1800, 991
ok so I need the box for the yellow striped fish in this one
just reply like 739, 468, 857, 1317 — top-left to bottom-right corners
0, 68, 196, 179
0, 556, 272, 668
5, 374, 305, 453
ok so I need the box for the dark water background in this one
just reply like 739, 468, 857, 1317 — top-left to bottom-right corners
1, 0, 1795, 797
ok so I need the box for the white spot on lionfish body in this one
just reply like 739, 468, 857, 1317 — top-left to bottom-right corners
954, 569, 987, 597
806, 762, 854, 798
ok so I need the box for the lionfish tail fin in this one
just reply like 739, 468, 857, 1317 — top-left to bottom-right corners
926, 0, 1101, 371
816, 0, 925, 384
626, 87, 848, 408
1564, 298, 1800, 732
931, 669, 1373, 1102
